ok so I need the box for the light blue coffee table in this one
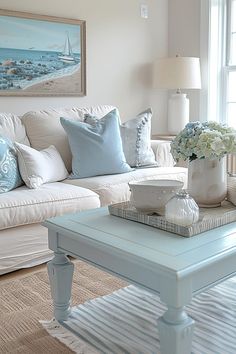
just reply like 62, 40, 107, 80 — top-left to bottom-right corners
43, 207, 236, 354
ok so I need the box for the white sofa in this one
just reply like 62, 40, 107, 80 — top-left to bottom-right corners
0, 105, 187, 275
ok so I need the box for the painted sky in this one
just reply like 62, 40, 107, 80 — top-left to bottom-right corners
0, 15, 81, 53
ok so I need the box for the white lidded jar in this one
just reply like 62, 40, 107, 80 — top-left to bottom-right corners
165, 190, 199, 226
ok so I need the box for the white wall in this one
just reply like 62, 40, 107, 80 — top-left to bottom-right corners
168, 0, 201, 122
0, 0, 168, 133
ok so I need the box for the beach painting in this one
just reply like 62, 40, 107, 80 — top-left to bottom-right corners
0, 10, 86, 96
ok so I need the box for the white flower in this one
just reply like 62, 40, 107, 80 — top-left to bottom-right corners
171, 121, 236, 161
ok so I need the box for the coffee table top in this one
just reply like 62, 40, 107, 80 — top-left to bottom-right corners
44, 207, 236, 275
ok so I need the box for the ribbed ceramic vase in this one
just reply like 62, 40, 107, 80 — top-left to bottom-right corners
188, 157, 227, 207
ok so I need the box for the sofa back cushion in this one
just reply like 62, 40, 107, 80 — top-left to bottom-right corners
0, 113, 30, 145
22, 105, 115, 171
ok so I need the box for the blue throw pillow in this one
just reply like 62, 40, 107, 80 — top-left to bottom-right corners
85, 108, 157, 167
60, 109, 132, 178
0, 136, 23, 193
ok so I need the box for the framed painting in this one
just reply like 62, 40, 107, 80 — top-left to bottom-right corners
0, 9, 86, 96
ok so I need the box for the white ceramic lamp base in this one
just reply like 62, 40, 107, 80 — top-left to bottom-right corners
168, 93, 189, 135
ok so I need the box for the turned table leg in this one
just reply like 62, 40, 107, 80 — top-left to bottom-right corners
158, 305, 195, 354
47, 252, 74, 321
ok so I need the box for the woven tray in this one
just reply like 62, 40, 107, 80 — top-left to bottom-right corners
108, 201, 236, 237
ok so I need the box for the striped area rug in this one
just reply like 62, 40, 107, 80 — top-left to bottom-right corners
42, 277, 236, 354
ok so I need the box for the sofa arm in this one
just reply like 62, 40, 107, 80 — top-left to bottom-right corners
151, 140, 175, 167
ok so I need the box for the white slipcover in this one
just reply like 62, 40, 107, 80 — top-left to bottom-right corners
0, 182, 100, 230
63, 167, 187, 206
0, 224, 51, 275
0, 113, 30, 145
151, 140, 175, 167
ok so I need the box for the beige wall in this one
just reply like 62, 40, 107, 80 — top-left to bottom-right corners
0, 0, 168, 133
168, 0, 201, 122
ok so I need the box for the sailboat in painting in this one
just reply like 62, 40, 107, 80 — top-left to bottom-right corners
58, 33, 75, 62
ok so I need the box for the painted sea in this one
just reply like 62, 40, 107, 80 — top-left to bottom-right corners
0, 48, 80, 91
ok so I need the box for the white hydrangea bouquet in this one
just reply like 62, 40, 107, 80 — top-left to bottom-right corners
171, 121, 236, 162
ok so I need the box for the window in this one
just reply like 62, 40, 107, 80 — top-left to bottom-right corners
206, 0, 236, 127
226, 0, 236, 127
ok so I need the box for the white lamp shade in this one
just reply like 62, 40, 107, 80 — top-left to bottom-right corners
154, 56, 201, 90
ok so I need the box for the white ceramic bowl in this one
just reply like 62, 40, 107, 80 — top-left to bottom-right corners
129, 179, 184, 213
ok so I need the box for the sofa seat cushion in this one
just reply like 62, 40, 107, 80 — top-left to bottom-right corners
63, 167, 187, 206
0, 182, 100, 230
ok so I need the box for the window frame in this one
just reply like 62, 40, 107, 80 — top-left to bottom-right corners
224, 0, 236, 126
200, 0, 236, 126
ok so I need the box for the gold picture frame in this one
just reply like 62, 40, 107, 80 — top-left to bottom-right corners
0, 9, 86, 96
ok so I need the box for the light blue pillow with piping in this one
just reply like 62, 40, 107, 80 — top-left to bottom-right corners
0, 136, 23, 193
60, 109, 132, 179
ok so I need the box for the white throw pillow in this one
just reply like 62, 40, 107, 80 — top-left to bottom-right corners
15, 143, 68, 188
120, 109, 157, 167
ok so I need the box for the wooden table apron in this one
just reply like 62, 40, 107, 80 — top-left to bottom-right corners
43, 207, 236, 354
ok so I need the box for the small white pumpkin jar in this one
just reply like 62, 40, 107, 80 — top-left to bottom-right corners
165, 190, 199, 226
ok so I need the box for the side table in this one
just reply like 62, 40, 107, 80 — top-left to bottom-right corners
152, 134, 176, 141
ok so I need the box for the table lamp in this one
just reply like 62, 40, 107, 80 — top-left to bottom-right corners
154, 56, 201, 134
